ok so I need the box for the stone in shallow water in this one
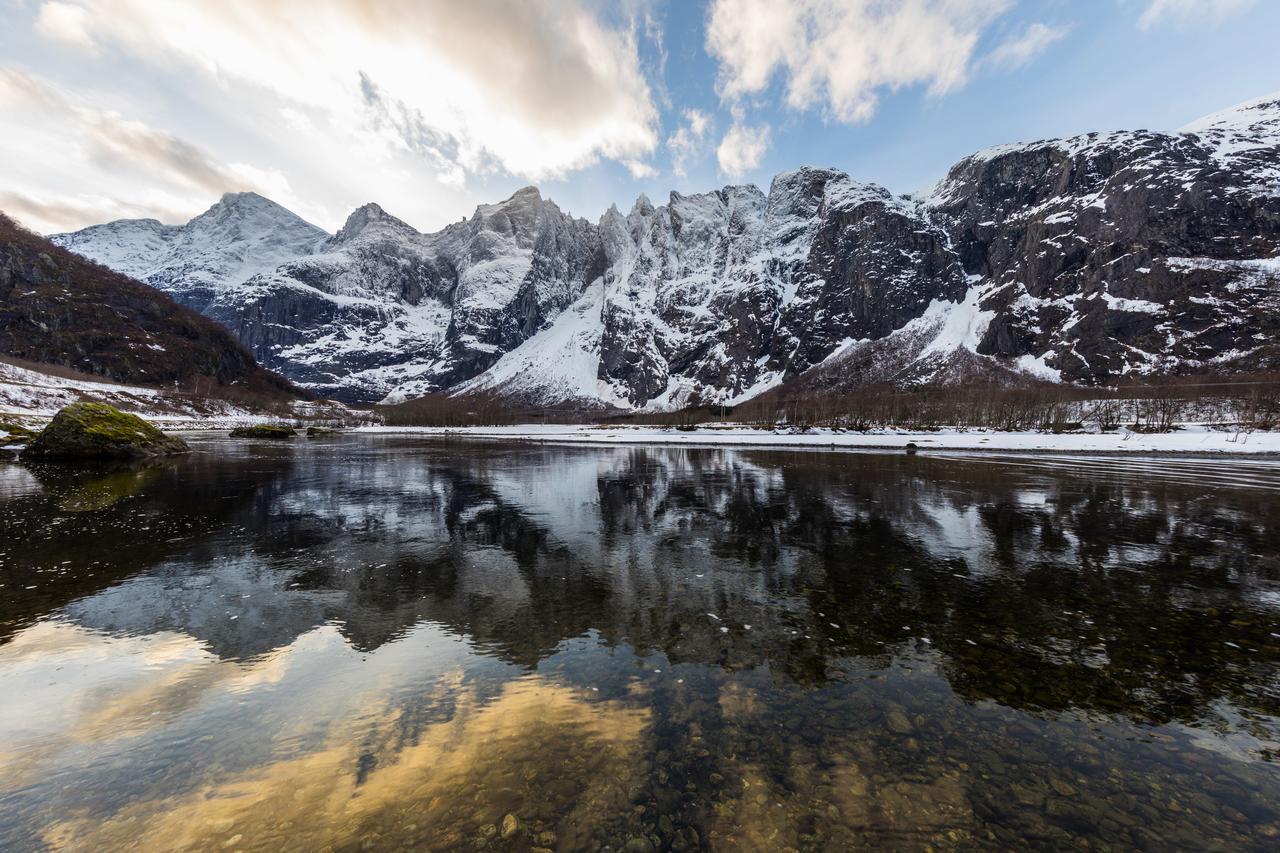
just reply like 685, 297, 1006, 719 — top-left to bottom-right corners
885, 708, 914, 735
23, 403, 188, 462
229, 424, 297, 439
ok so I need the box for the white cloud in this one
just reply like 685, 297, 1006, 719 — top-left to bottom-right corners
667, 108, 712, 177
984, 22, 1069, 70
622, 159, 657, 179
0, 67, 299, 231
32, 0, 660, 184
716, 117, 770, 177
706, 0, 1013, 123
34, 1, 96, 51
1138, 0, 1256, 29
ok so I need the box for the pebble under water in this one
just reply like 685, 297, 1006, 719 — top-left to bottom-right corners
1, 436, 1279, 851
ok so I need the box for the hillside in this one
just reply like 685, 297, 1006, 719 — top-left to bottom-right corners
0, 213, 302, 401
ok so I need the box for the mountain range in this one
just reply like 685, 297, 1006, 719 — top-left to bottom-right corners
50, 92, 1280, 409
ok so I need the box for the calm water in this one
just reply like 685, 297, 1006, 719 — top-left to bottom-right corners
1, 437, 1279, 852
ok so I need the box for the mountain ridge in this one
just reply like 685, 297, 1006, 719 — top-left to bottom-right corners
46, 92, 1280, 408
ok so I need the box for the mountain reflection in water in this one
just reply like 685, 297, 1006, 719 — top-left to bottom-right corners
1, 437, 1278, 851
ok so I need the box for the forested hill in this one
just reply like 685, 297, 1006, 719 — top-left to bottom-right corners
0, 213, 303, 400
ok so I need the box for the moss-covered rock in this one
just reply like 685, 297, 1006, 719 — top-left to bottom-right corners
23, 403, 189, 462
0, 420, 37, 444
229, 424, 297, 439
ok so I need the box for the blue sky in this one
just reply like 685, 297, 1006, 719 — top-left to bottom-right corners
1, 0, 1278, 234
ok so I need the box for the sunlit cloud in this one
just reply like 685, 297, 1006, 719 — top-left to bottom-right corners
716, 111, 771, 178
705, 0, 1014, 123
36, 0, 660, 184
0, 67, 296, 231
34, 1, 96, 52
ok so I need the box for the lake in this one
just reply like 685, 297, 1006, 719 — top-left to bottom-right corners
1, 436, 1279, 851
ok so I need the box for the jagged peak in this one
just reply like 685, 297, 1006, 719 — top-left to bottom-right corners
331, 202, 417, 244
765, 166, 849, 219
469, 185, 551, 225
629, 193, 654, 217
769, 166, 846, 190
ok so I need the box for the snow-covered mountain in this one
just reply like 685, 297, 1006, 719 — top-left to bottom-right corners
53, 192, 328, 313
50, 92, 1280, 408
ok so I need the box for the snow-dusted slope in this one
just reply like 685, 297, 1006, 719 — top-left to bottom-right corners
0, 359, 346, 426
48, 92, 1280, 408
469, 169, 965, 410
53, 192, 328, 312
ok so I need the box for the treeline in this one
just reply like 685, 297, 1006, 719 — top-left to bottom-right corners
714, 374, 1280, 433
375, 374, 1280, 433
377, 390, 594, 426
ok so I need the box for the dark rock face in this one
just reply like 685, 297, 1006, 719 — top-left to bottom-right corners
925, 99, 1280, 383
47, 93, 1280, 407
23, 403, 189, 461
776, 181, 967, 374
582, 171, 966, 408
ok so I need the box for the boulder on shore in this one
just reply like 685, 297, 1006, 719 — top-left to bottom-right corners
23, 403, 189, 462
229, 424, 297, 439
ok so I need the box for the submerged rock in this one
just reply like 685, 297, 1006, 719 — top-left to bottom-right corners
306, 426, 341, 436
229, 424, 297, 439
885, 707, 914, 735
23, 403, 188, 462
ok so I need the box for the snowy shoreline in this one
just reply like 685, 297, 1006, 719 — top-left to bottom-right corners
352, 424, 1280, 456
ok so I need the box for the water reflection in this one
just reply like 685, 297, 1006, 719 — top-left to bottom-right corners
1, 438, 1279, 850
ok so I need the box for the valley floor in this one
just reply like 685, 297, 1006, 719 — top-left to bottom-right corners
359, 424, 1280, 456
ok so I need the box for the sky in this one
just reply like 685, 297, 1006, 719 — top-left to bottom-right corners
1, 0, 1278, 235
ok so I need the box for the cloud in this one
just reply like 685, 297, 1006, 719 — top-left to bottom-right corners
622, 159, 658, 179
0, 67, 293, 231
34, 1, 96, 51
34, 0, 660, 184
984, 22, 1069, 70
1138, 0, 1256, 29
716, 117, 771, 177
0, 191, 186, 232
705, 0, 1013, 123
667, 108, 711, 177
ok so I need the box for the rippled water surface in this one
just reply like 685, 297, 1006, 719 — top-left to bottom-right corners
2, 436, 1279, 851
